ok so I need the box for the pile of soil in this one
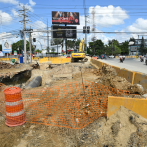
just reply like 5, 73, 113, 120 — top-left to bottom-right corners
93, 65, 145, 95
1, 106, 147, 147
0, 62, 20, 69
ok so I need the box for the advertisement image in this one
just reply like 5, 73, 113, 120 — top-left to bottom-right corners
52, 11, 80, 25
2, 39, 12, 53
52, 26, 77, 39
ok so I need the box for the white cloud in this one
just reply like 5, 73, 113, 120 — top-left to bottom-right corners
29, 0, 36, 6
18, 3, 34, 12
31, 20, 47, 29
126, 18, 147, 32
89, 5, 129, 28
0, 0, 19, 5
11, 9, 19, 17
0, 10, 13, 25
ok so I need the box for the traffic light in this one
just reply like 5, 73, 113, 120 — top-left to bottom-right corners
33, 38, 36, 42
87, 26, 90, 34
83, 26, 86, 33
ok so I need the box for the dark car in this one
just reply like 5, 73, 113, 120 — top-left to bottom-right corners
100, 54, 105, 59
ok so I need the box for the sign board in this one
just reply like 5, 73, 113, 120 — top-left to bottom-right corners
2, 39, 12, 53
52, 11, 80, 25
0, 51, 4, 57
130, 46, 137, 52
14, 50, 17, 55
52, 26, 77, 39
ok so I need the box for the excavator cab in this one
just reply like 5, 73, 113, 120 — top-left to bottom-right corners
71, 38, 88, 62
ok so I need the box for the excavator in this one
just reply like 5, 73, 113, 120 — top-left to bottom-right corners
71, 38, 88, 62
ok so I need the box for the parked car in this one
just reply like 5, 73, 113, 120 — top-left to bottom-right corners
97, 55, 100, 59
100, 54, 106, 59
109, 55, 114, 58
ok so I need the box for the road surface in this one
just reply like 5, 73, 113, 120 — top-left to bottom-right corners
99, 58, 147, 75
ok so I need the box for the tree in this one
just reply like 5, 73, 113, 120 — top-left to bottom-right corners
139, 37, 145, 55
12, 40, 35, 54
51, 48, 56, 53
0, 45, 2, 51
35, 49, 41, 53
51, 38, 63, 45
89, 39, 104, 55
129, 37, 135, 43
108, 39, 119, 47
119, 41, 129, 55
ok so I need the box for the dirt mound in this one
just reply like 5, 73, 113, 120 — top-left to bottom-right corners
98, 106, 147, 147
1, 106, 147, 147
93, 65, 145, 95
0, 62, 20, 69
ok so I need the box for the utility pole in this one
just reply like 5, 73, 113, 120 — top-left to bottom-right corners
29, 27, 32, 63
83, 0, 87, 53
92, 7, 95, 55
137, 35, 139, 56
19, 5, 29, 64
47, 19, 49, 53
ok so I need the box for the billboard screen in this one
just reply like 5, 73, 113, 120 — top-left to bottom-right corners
2, 39, 12, 53
52, 26, 77, 39
130, 46, 137, 52
52, 11, 80, 25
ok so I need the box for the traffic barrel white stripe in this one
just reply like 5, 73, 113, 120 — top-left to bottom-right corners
6, 110, 24, 117
5, 100, 22, 106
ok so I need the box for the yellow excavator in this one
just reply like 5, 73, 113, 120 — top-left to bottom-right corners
71, 38, 88, 62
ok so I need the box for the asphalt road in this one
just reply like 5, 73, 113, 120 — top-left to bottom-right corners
99, 58, 147, 75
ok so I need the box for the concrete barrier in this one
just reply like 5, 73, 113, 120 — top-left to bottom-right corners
0, 58, 9, 61
111, 65, 121, 76
133, 72, 147, 89
108, 96, 147, 119
91, 59, 147, 89
119, 69, 134, 83
39, 57, 71, 64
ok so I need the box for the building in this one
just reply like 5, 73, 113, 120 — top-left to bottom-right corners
129, 39, 147, 55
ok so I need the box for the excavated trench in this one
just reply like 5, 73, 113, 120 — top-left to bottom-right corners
0, 70, 31, 85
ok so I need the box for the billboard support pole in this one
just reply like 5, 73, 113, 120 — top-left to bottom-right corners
47, 19, 49, 53
65, 24, 67, 54
84, 0, 87, 53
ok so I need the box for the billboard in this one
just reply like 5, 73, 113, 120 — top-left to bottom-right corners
52, 11, 79, 25
52, 26, 77, 39
130, 46, 137, 52
2, 39, 12, 53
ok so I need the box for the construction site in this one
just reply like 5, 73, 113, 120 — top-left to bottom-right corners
0, 55, 147, 147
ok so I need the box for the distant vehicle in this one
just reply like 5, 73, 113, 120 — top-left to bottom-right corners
97, 55, 100, 59
100, 54, 105, 59
109, 55, 114, 58
86, 54, 89, 56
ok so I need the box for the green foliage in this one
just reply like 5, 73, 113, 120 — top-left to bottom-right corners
51, 39, 63, 45
12, 40, 35, 54
0, 44, 2, 51
66, 40, 75, 48
51, 48, 56, 53
88, 39, 105, 55
119, 41, 129, 55
139, 37, 145, 55
129, 37, 135, 43
35, 49, 41, 53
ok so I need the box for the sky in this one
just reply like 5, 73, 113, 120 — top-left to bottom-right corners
0, 0, 147, 50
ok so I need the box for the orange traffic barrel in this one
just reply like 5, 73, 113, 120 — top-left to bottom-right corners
4, 87, 26, 127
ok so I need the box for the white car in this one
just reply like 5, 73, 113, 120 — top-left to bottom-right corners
109, 55, 114, 58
